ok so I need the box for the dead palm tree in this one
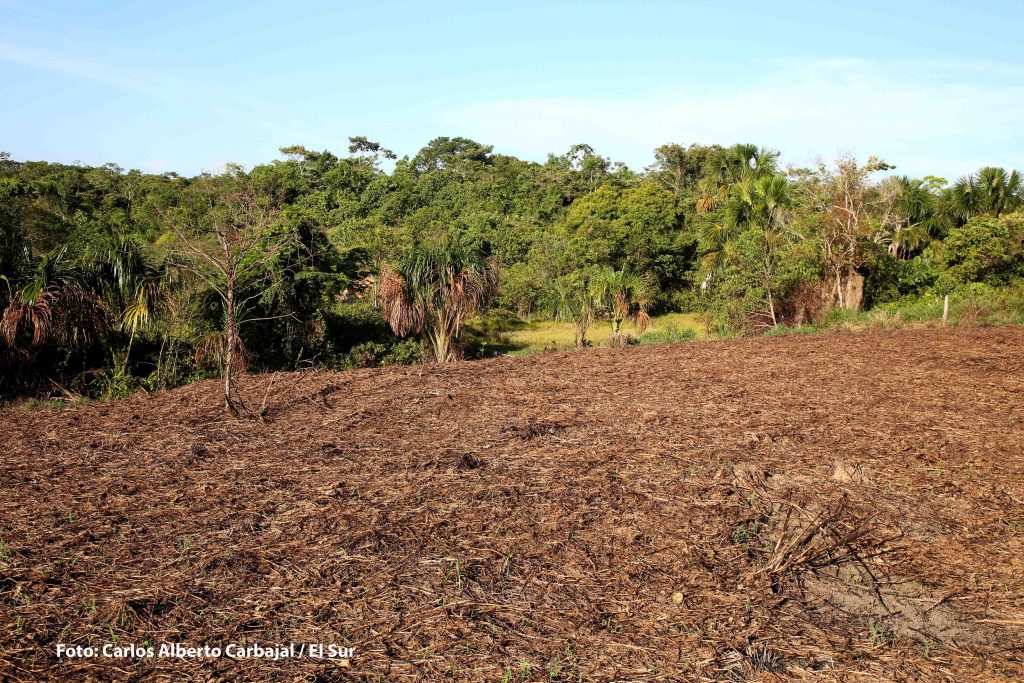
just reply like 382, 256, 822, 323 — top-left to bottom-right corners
377, 240, 498, 362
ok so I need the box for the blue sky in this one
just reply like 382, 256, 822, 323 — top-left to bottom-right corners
1, 0, 1022, 180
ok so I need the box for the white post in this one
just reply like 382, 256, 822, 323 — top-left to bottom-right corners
942, 294, 949, 324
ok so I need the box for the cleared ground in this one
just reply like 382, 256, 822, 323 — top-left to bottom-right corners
1, 326, 1023, 681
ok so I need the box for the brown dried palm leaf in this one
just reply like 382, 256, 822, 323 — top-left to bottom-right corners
49, 286, 110, 346
377, 266, 424, 337
0, 285, 108, 352
1, 297, 52, 350
631, 307, 652, 333
194, 330, 249, 372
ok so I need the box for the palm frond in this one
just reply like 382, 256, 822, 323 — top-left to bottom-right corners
194, 330, 249, 372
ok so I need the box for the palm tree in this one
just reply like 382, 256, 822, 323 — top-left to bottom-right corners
86, 233, 166, 373
696, 144, 780, 214
876, 176, 948, 257
544, 268, 601, 348
977, 167, 1022, 217
951, 167, 1022, 220
377, 240, 498, 362
700, 174, 794, 327
594, 268, 651, 346
0, 245, 109, 360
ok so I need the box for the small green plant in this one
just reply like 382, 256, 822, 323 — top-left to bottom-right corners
732, 518, 763, 544
548, 657, 562, 680
18, 397, 61, 409
443, 558, 462, 589
867, 622, 896, 648
96, 368, 133, 399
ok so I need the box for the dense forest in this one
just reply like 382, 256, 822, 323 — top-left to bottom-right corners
1, 140, 1022, 403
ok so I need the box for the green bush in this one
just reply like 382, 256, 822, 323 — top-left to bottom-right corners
341, 338, 424, 369
935, 213, 1024, 292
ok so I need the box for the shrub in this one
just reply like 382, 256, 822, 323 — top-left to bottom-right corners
935, 213, 1024, 292
341, 338, 424, 369
639, 324, 697, 344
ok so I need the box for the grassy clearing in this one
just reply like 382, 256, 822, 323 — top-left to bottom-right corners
765, 285, 1024, 337
466, 311, 706, 355
471, 286, 1024, 356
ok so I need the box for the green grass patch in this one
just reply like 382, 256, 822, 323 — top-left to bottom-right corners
467, 312, 706, 356
803, 284, 1024, 333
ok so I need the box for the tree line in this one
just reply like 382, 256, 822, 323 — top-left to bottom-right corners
1, 140, 1022, 405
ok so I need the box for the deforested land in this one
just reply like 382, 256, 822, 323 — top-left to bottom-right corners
2, 325, 1023, 681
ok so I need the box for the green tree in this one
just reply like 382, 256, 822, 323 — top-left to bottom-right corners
377, 239, 498, 362
543, 268, 602, 348
951, 167, 1022, 220
701, 174, 794, 327
648, 143, 716, 198
594, 268, 652, 345
936, 212, 1024, 290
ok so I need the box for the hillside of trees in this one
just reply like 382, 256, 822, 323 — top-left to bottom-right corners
1, 140, 1022, 401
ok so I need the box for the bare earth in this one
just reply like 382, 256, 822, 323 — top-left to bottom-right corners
2, 326, 1023, 681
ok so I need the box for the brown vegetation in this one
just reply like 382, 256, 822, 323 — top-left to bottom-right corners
2, 326, 1023, 681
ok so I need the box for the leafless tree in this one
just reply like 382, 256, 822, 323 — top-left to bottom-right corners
801, 156, 890, 311
164, 176, 297, 416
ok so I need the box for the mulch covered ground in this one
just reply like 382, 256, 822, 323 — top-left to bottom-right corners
2, 325, 1023, 682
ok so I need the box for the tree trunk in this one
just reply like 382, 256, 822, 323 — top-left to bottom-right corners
169, 338, 179, 385
765, 285, 778, 327
764, 262, 778, 327
763, 237, 778, 328
843, 270, 864, 311
835, 266, 845, 310
224, 283, 238, 416
122, 326, 136, 375
430, 319, 452, 363
611, 317, 625, 346
574, 320, 587, 348
155, 335, 165, 388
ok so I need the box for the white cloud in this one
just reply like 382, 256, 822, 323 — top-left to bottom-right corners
439, 59, 1024, 180
0, 42, 163, 96
0, 41, 337, 168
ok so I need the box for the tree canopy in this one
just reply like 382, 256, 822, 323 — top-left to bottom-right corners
2, 138, 1023, 399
